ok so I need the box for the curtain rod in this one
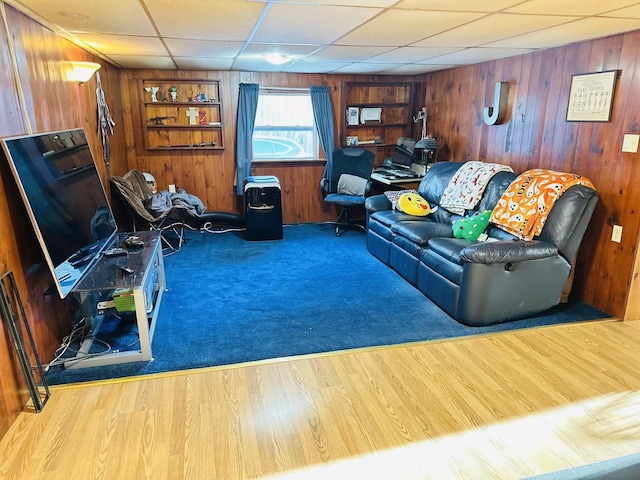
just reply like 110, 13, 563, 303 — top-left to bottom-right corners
260, 86, 310, 92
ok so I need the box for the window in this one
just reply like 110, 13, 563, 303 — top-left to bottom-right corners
252, 88, 318, 160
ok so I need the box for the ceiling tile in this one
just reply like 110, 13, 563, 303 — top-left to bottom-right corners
336, 9, 486, 46
395, 0, 524, 12
505, 0, 640, 16
362, 46, 462, 63
174, 58, 235, 70
422, 47, 533, 65
12, 0, 156, 35
304, 45, 395, 62
601, 5, 640, 18
382, 63, 457, 74
252, 3, 382, 44
241, 43, 322, 57
283, 61, 353, 74
145, 0, 266, 41
332, 62, 407, 74
164, 40, 245, 58
232, 57, 298, 72
412, 13, 576, 48
73, 33, 168, 56
486, 17, 640, 49
251, 0, 396, 5
106, 55, 177, 69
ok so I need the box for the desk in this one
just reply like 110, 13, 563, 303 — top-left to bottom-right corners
66, 230, 166, 369
371, 172, 422, 191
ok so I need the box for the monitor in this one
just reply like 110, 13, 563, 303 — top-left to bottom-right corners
390, 145, 414, 170
0, 128, 118, 298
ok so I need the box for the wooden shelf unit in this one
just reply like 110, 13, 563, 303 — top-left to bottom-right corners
340, 81, 414, 157
141, 79, 224, 151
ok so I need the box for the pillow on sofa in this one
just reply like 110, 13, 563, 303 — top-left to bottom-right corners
384, 189, 417, 210
452, 210, 492, 240
397, 192, 435, 216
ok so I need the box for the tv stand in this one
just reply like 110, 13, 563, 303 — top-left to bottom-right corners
65, 230, 165, 369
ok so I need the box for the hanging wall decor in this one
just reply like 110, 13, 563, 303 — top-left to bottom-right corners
566, 70, 618, 122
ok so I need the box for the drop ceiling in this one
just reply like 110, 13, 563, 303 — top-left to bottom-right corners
7, 0, 640, 74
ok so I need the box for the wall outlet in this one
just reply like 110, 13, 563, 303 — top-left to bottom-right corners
612, 225, 623, 243
168, 184, 176, 193
622, 134, 639, 153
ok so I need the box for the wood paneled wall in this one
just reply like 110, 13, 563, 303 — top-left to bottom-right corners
0, 3, 125, 437
118, 71, 416, 224
420, 31, 640, 320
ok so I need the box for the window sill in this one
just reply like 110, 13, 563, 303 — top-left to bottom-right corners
252, 158, 325, 166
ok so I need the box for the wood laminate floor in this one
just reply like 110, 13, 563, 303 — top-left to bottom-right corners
1, 319, 640, 479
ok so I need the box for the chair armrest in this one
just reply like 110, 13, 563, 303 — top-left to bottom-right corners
320, 178, 330, 198
460, 240, 558, 264
365, 194, 392, 213
364, 180, 373, 197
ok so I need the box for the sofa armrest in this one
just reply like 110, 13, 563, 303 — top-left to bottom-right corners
460, 240, 558, 264
365, 194, 392, 213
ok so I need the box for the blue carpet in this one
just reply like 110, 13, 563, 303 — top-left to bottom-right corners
45, 223, 610, 384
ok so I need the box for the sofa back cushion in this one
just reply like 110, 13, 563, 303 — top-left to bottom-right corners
417, 162, 462, 204
476, 171, 518, 212
417, 162, 462, 224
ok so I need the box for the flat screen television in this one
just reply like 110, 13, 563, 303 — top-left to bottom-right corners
0, 128, 118, 298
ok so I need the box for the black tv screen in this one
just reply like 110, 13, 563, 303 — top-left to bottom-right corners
0, 128, 117, 298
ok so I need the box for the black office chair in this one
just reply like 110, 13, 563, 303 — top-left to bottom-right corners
320, 147, 375, 236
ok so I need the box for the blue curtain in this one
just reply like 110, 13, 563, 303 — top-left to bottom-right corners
235, 83, 260, 195
310, 85, 336, 181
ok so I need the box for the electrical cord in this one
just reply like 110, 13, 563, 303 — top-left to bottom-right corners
201, 222, 246, 234
43, 315, 142, 370
44, 318, 114, 370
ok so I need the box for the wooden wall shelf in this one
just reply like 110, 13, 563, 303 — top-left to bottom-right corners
340, 81, 414, 162
141, 79, 224, 151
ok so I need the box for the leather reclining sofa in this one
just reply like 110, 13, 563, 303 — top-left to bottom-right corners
365, 161, 599, 326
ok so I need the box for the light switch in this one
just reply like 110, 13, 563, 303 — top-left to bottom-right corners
622, 134, 639, 153
168, 184, 176, 193
612, 225, 623, 243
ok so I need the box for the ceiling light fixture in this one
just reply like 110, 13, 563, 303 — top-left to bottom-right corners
70, 61, 101, 84
264, 53, 290, 65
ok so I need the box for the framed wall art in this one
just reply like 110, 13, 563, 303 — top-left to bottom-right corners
566, 70, 618, 122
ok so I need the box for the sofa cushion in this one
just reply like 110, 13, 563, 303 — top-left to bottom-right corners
370, 209, 419, 228
476, 171, 518, 212
426, 237, 471, 265
420, 246, 465, 286
369, 216, 394, 241
417, 162, 463, 205
392, 233, 424, 258
392, 220, 453, 246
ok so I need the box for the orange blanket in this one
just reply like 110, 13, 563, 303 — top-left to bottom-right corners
490, 169, 595, 240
